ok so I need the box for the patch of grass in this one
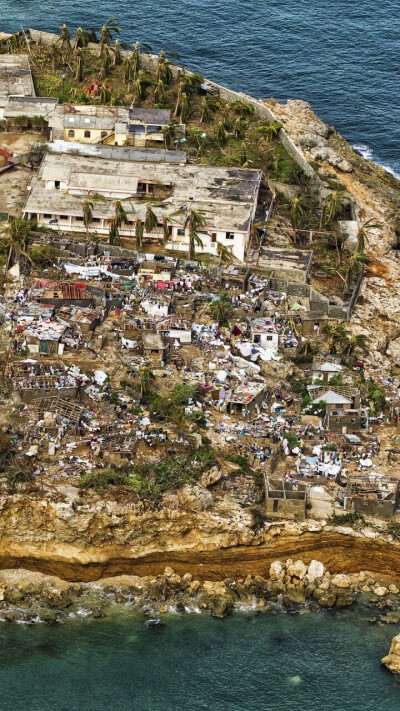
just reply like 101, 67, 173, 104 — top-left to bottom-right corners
329, 511, 365, 526
250, 507, 267, 531
129, 445, 217, 504
387, 523, 400, 540
78, 468, 132, 492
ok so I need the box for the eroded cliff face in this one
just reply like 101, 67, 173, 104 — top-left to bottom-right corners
1, 492, 400, 582
266, 98, 400, 368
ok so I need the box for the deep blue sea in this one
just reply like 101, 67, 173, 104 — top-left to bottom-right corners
0, 608, 399, 710
0, 0, 399, 176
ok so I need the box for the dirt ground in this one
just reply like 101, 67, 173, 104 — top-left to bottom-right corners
0, 133, 44, 217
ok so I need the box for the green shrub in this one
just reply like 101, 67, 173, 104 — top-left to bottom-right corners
367, 379, 385, 414
387, 523, 400, 540
128, 445, 216, 504
226, 453, 252, 476
29, 245, 57, 266
186, 410, 207, 428
329, 511, 365, 526
284, 430, 300, 450
292, 354, 313, 365
250, 507, 266, 531
78, 468, 131, 492
170, 383, 198, 406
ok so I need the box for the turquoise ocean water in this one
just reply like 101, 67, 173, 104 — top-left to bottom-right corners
0, 608, 399, 710
0, 0, 399, 176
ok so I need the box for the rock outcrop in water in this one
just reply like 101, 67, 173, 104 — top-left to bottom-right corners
382, 635, 400, 675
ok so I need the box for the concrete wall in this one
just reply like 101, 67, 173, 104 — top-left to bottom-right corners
266, 496, 306, 521
269, 276, 349, 319
17, 386, 77, 403
345, 496, 396, 520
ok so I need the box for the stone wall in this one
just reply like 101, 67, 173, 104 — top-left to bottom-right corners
269, 276, 349, 319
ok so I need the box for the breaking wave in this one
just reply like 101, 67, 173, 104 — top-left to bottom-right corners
351, 143, 400, 180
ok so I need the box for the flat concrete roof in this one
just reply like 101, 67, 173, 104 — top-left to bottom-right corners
142, 332, 165, 349
49, 140, 186, 164
4, 96, 59, 118
24, 153, 262, 232
129, 107, 170, 125
0, 55, 35, 105
254, 247, 313, 281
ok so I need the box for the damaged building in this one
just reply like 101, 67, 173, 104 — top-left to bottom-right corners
265, 476, 307, 521
23, 153, 262, 261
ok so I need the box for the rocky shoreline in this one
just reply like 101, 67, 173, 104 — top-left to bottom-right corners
1, 559, 400, 628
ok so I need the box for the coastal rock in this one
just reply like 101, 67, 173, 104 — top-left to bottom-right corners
335, 593, 355, 608
306, 560, 325, 583
331, 574, 351, 589
313, 589, 337, 607
381, 614, 399, 625
178, 484, 213, 511
373, 586, 389, 597
5, 588, 24, 604
389, 585, 400, 595
310, 146, 353, 172
287, 560, 307, 580
298, 133, 328, 150
382, 635, 400, 674
269, 561, 285, 581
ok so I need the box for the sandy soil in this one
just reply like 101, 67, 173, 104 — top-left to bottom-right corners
0, 133, 45, 216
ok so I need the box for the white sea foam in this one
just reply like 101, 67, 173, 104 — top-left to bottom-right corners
351, 143, 400, 179
352, 143, 373, 160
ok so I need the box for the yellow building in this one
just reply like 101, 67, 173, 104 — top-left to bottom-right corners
63, 106, 129, 146
63, 106, 176, 147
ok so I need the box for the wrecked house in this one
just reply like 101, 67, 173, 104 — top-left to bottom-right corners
141, 295, 171, 317
250, 317, 279, 353
13, 373, 77, 403
34, 282, 94, 308
19, 317, 67, 355
3, 96, 60, 138
30, 396, 87, 428
300, 312, 334, 337
129, 107, 174, 146
92, 432, 137, 466
344, 474, 399, 519
57, 305, 103, 332
142, 331, 168, 362
252, 247, 313, 284
265, 476, 307, 521
0, 55, 35, 112
226, 383, 265, 418
308, 385, 368, 433
138, 260, 176, 284
156, 315, 192, 344
63, 104, 129, 146
219, 265, 250, 291
312, 359, 343, 383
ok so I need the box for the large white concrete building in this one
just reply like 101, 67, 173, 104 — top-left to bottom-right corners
23, 153, 262, 261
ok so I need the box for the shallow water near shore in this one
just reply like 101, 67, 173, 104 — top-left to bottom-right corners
0, 607, 398, 710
